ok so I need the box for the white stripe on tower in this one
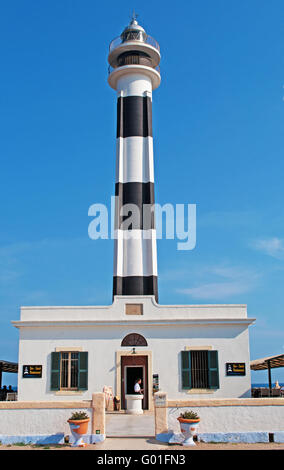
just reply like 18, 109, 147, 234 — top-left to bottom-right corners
116, 136, 154, 183
108, 17, 161, 302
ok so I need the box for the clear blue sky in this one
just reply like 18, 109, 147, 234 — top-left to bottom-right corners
0, 1, 283, 386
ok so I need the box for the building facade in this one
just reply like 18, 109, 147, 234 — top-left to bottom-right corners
14, 296, 254, 406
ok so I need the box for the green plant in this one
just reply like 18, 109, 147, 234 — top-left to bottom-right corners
69, 411, 89, 421
179, 410, 199, 420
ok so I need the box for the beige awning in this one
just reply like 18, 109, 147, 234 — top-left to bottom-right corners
250, 354, 284, 371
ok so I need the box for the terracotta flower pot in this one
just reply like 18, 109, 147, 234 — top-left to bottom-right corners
177, 417, 200, 446
67, 418, 90, 447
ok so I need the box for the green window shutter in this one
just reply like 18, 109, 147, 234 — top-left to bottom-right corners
181, 351, 191, 389
78, 352, 88, 390
50, 352, 60, 390
208, 350, 219, 389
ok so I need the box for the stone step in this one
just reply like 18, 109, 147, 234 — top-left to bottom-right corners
106, 413, 155, 437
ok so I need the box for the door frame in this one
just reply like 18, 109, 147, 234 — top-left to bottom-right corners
115, 350, 153, 411
121, 356, 148, 409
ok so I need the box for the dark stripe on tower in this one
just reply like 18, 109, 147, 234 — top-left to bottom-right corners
117, 96, 152, 138
115, 182, 155, 230
113, 276, 158, 303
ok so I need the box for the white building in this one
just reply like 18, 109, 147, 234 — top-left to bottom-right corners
13, 18, 255, 408
14, 297, 254, 407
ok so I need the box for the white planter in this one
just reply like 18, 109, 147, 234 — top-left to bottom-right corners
125, 394, 144, 415
178, 418, 200, 446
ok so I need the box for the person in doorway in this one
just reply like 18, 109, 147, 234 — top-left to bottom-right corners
134, 378, 143, 394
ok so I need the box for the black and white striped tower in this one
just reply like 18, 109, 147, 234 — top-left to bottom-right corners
108, 17, 161, 302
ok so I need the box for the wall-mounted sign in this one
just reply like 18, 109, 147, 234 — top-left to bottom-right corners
22, 365, 42, 378
153, 374, 159, 393
226, 363, 246, 376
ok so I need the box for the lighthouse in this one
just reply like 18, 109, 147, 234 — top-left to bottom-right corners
15, 16, 254, 420
108, 16, 161, 302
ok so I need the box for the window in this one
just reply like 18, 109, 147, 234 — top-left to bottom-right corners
181, 350, 219, 390
50, 351, 88, 391
60, 352, 79, 390
117, 52, 152, 68
121, 333, 148, 347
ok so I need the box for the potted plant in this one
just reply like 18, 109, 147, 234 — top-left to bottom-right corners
67, 411, 90, 447
177, 410, 200, 446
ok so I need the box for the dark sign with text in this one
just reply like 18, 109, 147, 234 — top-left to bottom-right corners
226, 363, 246, 376
153, 374, 159, 392
22, 365, 42, 378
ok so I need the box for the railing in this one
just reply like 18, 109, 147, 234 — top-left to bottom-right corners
108, 64, 160, 75
109, 35, 160, 53
251, 387, 284, 398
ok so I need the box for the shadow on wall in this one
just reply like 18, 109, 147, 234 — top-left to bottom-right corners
168, 408, 182, 434
45, 353, 52, 396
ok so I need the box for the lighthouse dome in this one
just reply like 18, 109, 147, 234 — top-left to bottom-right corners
120, 18, 147, 43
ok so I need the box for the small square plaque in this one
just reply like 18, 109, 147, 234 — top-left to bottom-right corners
155, 393, 167, 407
125, 304, 143, 315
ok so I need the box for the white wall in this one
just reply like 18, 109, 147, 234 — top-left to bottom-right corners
16, 296, 251, 321
168, 405, 284, 434
0, 408, 92, 436
17, 321, 252, 401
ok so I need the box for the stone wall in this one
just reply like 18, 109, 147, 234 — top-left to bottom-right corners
0, 393, 105, 445
154, 392, 284, 443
